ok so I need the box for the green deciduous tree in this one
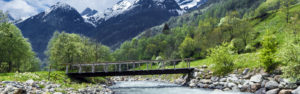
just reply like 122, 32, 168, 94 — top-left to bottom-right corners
179, 35, 197, 58
46, 31, 112, 70
0, 11, 40, 72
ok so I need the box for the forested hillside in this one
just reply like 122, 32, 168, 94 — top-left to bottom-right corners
113, 0, 300, 79
1, 0, 300, 83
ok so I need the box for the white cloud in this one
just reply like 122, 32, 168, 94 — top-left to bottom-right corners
0, 0, 38, 19
0, 0, 122, 20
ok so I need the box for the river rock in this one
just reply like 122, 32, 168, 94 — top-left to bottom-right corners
251, 83, 261, 92
292, 86, 300, 94
4, 85, 14, 92
261, 80, 268, 88
266, 88, 280, 94
227, 82, 236, 88
215, 85, 223, 90
250, 74, 263, 83
227, 75, 239, 83
255, 88, 266, 94
285, 83, 298, 89
242, 68, 250, 75
200, 79, 212, 84
265, 80, 279, 90
197, 83, 208, 88
25, 79, 35, 85
274, 75, 281, 82
240, 85, 250, 92
279, 89, 292, 94
189, 81, 197, 88
243, 74, 253, 79
223, 88, 231, 91
220, 78, 227, 82
208, 84, 215, 89
174, 78, 185, 85
232, 86, 240, 92
211, 76, 219, 82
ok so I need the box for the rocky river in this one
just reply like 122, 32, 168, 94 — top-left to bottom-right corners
2, 65, 300, 94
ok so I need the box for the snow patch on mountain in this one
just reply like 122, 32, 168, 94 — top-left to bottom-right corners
81, 0, 137, 26
176, 0, 206, 10
81, 0, 189, 26
43, 2, 73, 18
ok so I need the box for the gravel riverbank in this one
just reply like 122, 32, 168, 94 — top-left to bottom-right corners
0, 80, 113, 94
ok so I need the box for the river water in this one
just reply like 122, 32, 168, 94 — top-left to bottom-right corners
109, 81, 252, 94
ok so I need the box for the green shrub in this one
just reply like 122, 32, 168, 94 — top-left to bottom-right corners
280, 34, 300, 81
259, 30, 278, 73
208, 43, 235, 76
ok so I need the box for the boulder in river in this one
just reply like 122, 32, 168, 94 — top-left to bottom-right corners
278, 89, 292, 94
250, 74, 263, 83
255, 88, 266, 94
266, 88, 280, 94
265, 80, 279, 90
292, 86, 300, 94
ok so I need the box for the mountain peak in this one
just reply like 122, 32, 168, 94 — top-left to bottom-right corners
51, 2, 73, 10
81, 8, 98, 17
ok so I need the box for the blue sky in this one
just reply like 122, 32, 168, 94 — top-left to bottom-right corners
0, 0, 121, 20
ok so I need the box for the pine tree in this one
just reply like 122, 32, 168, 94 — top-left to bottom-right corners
162, 24, 170, 34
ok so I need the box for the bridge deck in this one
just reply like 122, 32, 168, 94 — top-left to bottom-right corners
67, 68, 194, 77
65, 58, 194, 77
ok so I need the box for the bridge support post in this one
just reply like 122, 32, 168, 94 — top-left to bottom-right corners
150, 62, 152, 70
188, 60, 190, 68
92, 65, 95, 73
184, 69, 194, 86
186, 60, 188, 68
119, 64, 121, 72
162, 62, 165, 69
79, 65, 82, 74
127, 64, 129, 71
147, 63, 148, 70
104, 64, 108, 72
173, 62, 175, 69
66, 65, 69, 74
132, 63, 135, 71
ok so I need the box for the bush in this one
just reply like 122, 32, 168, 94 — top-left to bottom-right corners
280, 34, 300, 81
208, 43, 235, 76
259, 30, 278, 73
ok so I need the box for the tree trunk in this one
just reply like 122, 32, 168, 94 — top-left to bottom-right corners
8, 61, 12, 72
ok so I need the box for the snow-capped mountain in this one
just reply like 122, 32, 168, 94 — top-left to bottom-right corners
176, 0, 207, 10
91, 0, 182, 46
81, 0, 137, 26
16, 2, 94, 58
81, 0, 185, 26
81, 0, 205, 26
81, 8, 98, 17
17, 0, 184, 58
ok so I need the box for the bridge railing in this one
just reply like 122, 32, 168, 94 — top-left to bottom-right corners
65, 58, 194, 74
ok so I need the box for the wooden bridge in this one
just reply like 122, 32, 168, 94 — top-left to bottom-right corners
65, 58, 194, 78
